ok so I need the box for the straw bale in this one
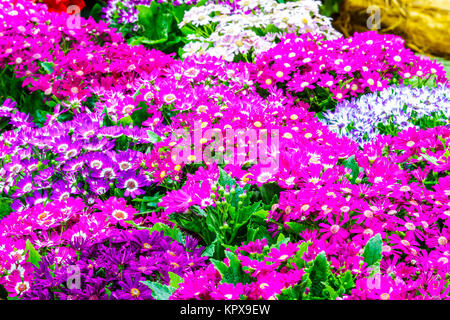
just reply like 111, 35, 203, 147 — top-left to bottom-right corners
334, 0, 450, 59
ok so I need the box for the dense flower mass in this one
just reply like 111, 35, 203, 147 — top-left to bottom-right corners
1, 0, 450, 301
252, 32, 447, 109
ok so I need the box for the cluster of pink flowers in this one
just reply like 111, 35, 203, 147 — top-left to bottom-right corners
252, 32, 447, 106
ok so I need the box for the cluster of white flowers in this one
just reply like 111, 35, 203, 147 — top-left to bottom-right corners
180, 0, 341, 61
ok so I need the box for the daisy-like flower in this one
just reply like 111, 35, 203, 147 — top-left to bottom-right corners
95, 197, 138, 226
4, 269, 31, 298
117, 172, 149, 198
13, 176, 34, 197
318, 212, 350, 243
113, 272, 153, 300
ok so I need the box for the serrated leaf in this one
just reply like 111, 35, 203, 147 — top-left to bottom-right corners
218, 167, 236, 187
147, 131, 162, 143
141, 281, 175, 300
362, 234, 383, 267
324, 284, 339, 300
232, 201, 262, 229
25, 240, 41, 268
342, 155, 363, 184
168, 272, 184, 289
289, 241, 311, 269
275, 286, 300, 300
211, 251, 254, 285
41, 62, 54, 74
340, 270, 355, 291
201, 242, 216, 258
285, 222, 311, 235
421, 153, 440, 165
307, 251, 329, 298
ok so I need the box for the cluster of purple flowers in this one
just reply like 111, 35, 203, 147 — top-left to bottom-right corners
22, 228, 207, 300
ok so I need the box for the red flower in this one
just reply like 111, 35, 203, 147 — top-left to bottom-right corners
31, 0, 86, 13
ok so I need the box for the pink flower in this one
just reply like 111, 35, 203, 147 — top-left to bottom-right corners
319, 212, 350, 243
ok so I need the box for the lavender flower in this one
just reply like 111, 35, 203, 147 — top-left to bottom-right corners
322, 84, 450, 144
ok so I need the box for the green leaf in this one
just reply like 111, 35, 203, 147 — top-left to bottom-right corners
218, 167, 236, 187
253, 209, 268, 220
90, 3, 106, 23
202, 243, 215, 258
420, 153, 440, 165
232, 201, 262, 229
246, 225, 270, 243
137, 4, 158, 40
118, 116, 133, 126
259, 182, 281, 205
289, 241, 311, 270
141, 281, 175, 300
285, 222, 311, 235
149, 223, 186, 245
362, 234, 383, 267
195, 0, 208, 7
41, 62, 54, 74
155, 12, 173, 41
276, 286, 300, 300
210, 251, 254, 285
129, 102, 149, 127
0, 197, 12, 220
168, 272, 184, 289
307, 251, 329, 298
180, 25, 197, 36
25, 240, 41, 268
319, 0, 342, 17
324, 284, 339, 300
339, 270, 355, 291
147, 130, 162, 144
342, 155, 363, 184
172, 5, 188, 24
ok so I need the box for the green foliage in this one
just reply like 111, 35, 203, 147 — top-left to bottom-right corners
319, 0, 342, 17
141, 281, 176, 300
149, 223, 186, 245
210, 251, 255, 285
289, 242, 311, 270
362, 234, 383, 267
126, 3, 191, 55
306, 251, 329, 298
168, 272, 184, 289
0, 197, 12, 220
274, 251, 357, 300
25, 240, 42, 268
259, 182, 282, 205
132, 192, 164, 213
0, 66, 48, 128
342, 155, 363, 184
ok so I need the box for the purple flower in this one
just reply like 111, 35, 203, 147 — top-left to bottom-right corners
13, 176, 34, 197
113, 272, 153, 300
116, 172, 149, 198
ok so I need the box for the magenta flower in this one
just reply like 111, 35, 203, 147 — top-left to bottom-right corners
117, 172, 149, 198
318, 213, 350, 243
